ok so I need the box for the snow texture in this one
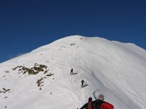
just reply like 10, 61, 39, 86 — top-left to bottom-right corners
0, 35, 146, 109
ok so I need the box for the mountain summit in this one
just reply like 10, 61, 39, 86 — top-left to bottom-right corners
0, 35, 146, 109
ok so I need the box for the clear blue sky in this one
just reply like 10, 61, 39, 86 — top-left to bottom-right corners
0, 0, 146, 63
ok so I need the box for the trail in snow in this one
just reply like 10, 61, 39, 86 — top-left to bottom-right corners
61, 49, 90, 108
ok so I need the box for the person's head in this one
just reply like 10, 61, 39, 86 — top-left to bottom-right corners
88, 97, 92, 102
97, 94, 104, 101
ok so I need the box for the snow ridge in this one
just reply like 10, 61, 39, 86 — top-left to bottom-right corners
0, 35, 146, 109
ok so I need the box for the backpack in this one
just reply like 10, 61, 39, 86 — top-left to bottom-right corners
87, 101, 92, 109
100, 102, 114, 109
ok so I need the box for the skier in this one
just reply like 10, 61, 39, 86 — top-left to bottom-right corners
80, 97, 93, 109
93, 94, 114, 109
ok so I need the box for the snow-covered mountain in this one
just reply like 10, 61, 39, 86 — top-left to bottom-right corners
0, 35, 146, 109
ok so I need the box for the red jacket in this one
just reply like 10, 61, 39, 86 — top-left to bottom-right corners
101, 102, 114, 109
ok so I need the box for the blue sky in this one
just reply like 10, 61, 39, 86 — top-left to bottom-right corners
0, 0, 146, 63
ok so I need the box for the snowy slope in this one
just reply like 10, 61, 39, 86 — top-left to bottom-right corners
0, 35, 146, 109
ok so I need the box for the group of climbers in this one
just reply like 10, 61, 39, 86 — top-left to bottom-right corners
70, 68, 114, 109
70, 68, 86, 87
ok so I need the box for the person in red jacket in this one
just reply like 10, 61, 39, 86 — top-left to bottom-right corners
93, 94, 114, 109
